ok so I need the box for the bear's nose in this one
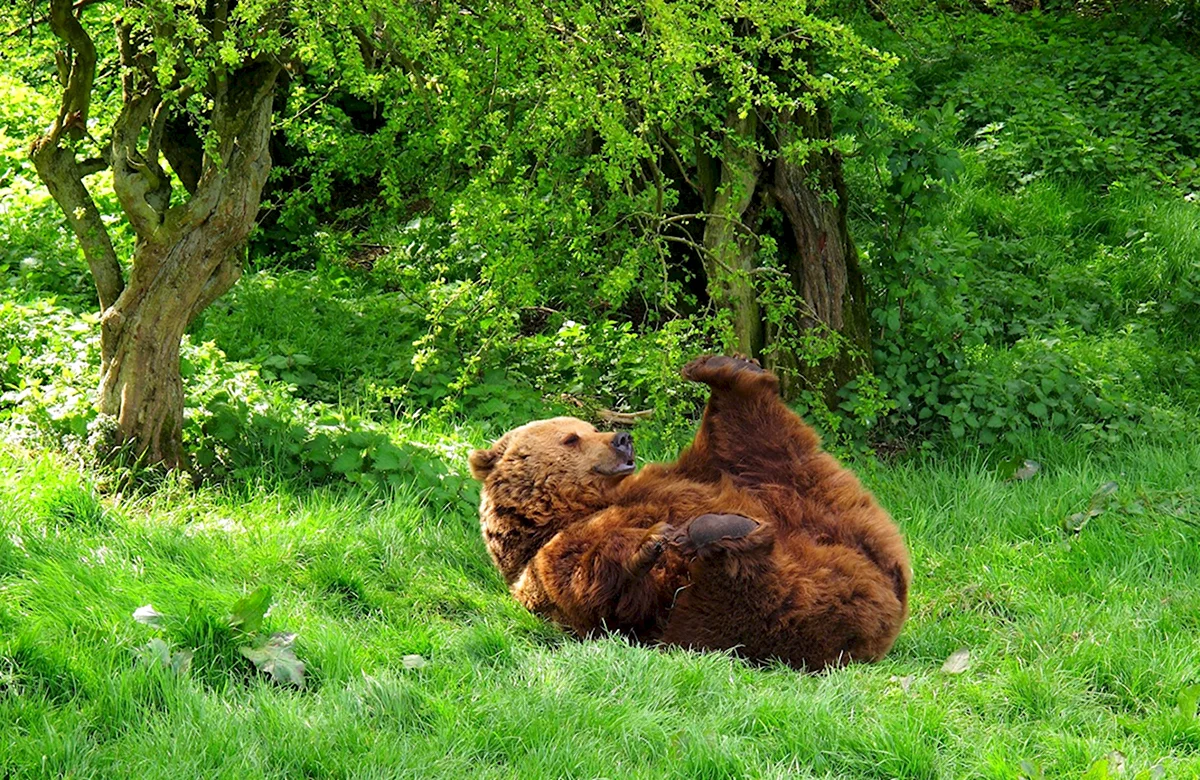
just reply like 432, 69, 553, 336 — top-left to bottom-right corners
612, 431, 634, 459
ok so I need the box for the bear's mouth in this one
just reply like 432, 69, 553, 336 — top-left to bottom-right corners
593, 460, 636, 477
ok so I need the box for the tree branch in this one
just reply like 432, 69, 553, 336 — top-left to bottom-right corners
168, 59, 281, 234
187, 255, 243, 326
111, 18, 173, 239
5, 0, 109, 38
28, 0, 124, 310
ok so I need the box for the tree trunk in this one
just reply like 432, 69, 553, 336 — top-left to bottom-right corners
700, 111, 763, 357
687, 104, 872, 404
98, 232, 248, 469
766, 106, 873, 402
29, 0, 283, 469
95, 70, 276, 469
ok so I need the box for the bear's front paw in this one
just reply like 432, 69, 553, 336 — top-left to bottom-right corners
669, 513, 762, 557
625, 522, 675, 578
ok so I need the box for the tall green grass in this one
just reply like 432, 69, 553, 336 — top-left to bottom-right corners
2, 432, 1198, 778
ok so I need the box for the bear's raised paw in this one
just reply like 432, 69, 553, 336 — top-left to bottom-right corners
681, 354, 778, 394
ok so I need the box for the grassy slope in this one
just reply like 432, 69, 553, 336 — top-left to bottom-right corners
2, 432, 1199, 779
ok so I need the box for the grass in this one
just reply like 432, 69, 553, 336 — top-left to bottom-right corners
2, 6, 1199, 777
2, 430, 1199, 778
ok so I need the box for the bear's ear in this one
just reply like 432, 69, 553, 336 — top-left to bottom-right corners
468, 447, 500, 480
468, 432, 512, 481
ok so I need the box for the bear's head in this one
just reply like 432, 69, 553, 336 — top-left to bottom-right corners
469, 417, 637, 524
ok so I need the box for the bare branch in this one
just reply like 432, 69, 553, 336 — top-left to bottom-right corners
596, 409, 654, 426
656, 130, 700, 195
111, 89, 167, 239
77, 156, 108, 175
47, 0, 96, 136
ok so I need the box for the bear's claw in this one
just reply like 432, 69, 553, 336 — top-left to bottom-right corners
626, 521, 674, 578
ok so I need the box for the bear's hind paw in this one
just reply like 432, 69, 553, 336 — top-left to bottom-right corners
681, 354, 778, 394
670, 513, 767, 558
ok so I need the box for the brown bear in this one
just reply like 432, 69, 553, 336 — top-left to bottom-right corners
468, 355, 911, 670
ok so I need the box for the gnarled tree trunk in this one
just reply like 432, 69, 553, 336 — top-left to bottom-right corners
766, 106, 873, 402
699, 111, 763, 357
30, 0, 280, 469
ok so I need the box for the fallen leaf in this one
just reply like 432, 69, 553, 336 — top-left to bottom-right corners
141, 638, 171, 665
889, 674, 915, 693
941, 648, 970, 674
170, 649, 193, 676
402, 654, 428, 670
229, 586, 272, 634
1010, 460, 1042, 481
138, 639, 192, 676
1064, 481, 1120, 534
133, 604, 165, 628
240, 632, 305, 686
1106, 750, 1126, 774
1019, 759, 1045, 780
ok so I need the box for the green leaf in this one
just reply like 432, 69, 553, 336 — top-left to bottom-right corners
331, 448, 363, 474
1027, 402, 1048, 419
372, 442, 409, 472
5, 345, 21, 365
240, 632, 305, 686
229, 586, 272, 634
1179, 683, 1200, 720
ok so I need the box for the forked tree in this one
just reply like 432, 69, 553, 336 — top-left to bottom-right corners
22, 0, 382, 467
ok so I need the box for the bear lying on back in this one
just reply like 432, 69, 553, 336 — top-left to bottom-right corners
469, 355, 911, 670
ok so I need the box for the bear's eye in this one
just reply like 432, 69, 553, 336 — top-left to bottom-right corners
562, 433, 580, 446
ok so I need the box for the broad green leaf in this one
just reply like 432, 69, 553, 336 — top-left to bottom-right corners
229, 586, 272, 634
372, 442, 409, 472
1179, 684, 1200, 720
331, 448, 363, 474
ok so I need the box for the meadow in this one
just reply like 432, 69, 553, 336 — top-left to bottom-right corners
3, 1, 1200, 777
2, 398, 1199, 777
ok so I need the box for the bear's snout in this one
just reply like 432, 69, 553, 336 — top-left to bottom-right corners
592, 431, 635, 476
612, 431, 634, 461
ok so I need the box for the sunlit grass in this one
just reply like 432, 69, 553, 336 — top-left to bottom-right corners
2, 432, 1198, 778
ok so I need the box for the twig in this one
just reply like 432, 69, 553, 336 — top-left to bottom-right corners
596, 409, 654, 426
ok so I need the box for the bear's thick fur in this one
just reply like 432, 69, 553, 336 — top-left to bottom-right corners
469, 355, 911, 670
